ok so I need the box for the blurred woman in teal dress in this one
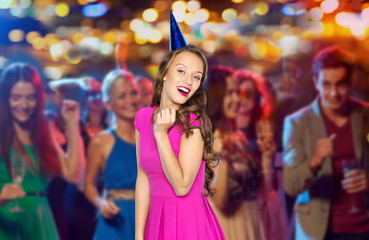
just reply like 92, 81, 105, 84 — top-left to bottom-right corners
0, 63, 84, 240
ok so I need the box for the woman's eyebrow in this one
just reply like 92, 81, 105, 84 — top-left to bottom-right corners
175, 63, 203, 74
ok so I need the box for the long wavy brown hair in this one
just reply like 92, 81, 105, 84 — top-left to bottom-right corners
0, 63, 60, 177
151, 44, 218, 196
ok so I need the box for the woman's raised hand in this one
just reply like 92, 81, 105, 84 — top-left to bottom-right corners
153, 107, 176, 136
61, 100, 80, 125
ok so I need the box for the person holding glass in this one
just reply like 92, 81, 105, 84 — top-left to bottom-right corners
235, 69, 287, 240
283, 46, 369, 240
0, 63, 84, 240
206, 65, 276, 240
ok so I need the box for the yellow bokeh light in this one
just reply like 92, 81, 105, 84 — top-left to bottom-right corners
255, 2, 269, 16
154, 1, 167, 12
272, 31, 284, 43
46, 39, 60, 48
77, 0, 89, 5
231, 0, 244, 3
32, 37, 45, 50
172, 1, 187, 12
134, 33, 148, 44
323, 23, 335, 37
56, 3, 69, 17
222, 8, 237, 22
143, 8, 158, 22
103, 32, 116, 44
310, 7, 323, 21
26, 31, 40, 44
72, 33, 84, 44
44, 33, 58, 40
67, 55, 82, 64
250, 42, 267, 60
8, 29, 25, 42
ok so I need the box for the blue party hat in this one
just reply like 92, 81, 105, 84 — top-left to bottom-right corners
170, 10, 187, 51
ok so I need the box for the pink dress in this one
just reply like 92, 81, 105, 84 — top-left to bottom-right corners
134, 107, 225, 240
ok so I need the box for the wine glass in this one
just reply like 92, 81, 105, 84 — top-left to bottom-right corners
341, 158, 361, 213
10, 155, 25, 212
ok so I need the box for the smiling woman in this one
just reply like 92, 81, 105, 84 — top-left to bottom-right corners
84, 69, 141, 240
0, 62, 84, 240
134, 44, 225, 240
9, 81, 37, 123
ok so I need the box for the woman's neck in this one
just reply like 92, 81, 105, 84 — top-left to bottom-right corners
114, 116, 135, 143
216, 117, 236, 135
88, 110, 103, 129
237, 114, 251, 129
13, 121, 32, 145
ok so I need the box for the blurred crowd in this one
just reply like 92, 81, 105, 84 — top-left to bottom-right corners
0, 43, 368, 240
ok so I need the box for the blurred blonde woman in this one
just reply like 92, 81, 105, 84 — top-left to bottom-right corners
84, 69, 140, 240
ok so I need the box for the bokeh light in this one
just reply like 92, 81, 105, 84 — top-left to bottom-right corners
50, 44, 63, 57
8, 29, 25, 42
321, 0, 339, 14
99, 42, 114, 56
255, 2, 269, 16
44, 67, 63, 80
143, 8, 158, 22
184, 12, 197, 25
310, 7, 324, 21
172, 1, 187, 12
195, 9, 209, 23
172, 10, 186, 22
26, 31, 41, 44
56, 3, 70, 17
0, 0, 15, 9
82, 3, 108, 18
187, 1, 200, 12
222, 8, 237, 22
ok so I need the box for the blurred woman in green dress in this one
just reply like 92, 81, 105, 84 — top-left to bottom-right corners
0, 63, 84, 240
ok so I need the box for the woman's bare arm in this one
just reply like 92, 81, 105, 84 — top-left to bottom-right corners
135, 130, 150, 240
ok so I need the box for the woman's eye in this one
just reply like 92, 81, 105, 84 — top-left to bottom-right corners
28, 95, 36, 101
178, 69, 184, 74
10, 95, 20, 101
194, 76, 200, 80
